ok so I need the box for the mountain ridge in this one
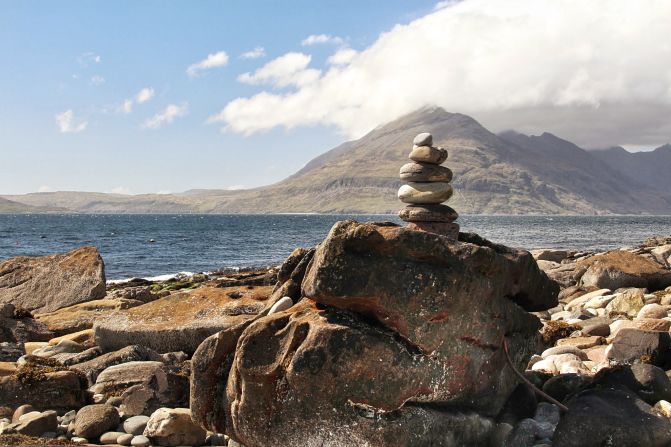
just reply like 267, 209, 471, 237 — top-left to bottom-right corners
3, 108, 671, 214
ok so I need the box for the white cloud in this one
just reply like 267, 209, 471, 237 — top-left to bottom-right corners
55, 110, 88, 133
225, 185, 245, 190
38, 185, 54, 193
327, 48, 358, 66
241, 47, 266, 59
142, 103, 188, 129
301, 34, 344, 46
236, 52, 320, 88
120, 87, 155, 114
90, 75, 105, 86
187, 51, 229, 77
77, 52, 101, 66
209, 0, 671, 147
136, 87, 155, 104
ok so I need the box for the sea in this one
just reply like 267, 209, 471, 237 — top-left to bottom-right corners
0, 214, 670, 281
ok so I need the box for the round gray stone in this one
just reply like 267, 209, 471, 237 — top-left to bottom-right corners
409, 146, 447, 164
123, 415, 149, 436
117, 433, 134, 446
131, 435, 151, 447
398, 182, 453, 204
413, 132, 433, 146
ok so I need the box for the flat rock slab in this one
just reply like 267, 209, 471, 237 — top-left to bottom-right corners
0, 246, 106, 313
579, 251, 671, 290
36, 298, 144, 336
94, 286, 273, 354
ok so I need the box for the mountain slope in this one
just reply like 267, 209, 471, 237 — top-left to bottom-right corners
591, 144, 671, 194
0, 197, 66, 213
3, 108, 671, 214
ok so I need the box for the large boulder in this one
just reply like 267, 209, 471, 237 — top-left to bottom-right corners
0, 369, 87, 412
191, 221, 558, 446
143, 407, 206, 447
553, 388, 671, 447
70, 345, 162, 385
36, 298, 144, 336
0, 246, 106, 313
579, 251, 671, 291
0, 304, 53, 343
94, 286, 273, 354
74, 404, 120, 440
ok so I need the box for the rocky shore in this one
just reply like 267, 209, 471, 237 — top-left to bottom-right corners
1, 230, 671, 446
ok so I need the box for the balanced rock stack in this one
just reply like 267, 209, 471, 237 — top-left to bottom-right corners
398, 132, 459, 239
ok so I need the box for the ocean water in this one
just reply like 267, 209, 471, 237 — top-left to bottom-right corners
0, 214, 670, 280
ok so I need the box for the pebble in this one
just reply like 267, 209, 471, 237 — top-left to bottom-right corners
101, 431, 127, 444
654, 400, 671, 418
71, 437, 88, 444
61, 410, 76, 425
413, 132, 433, 146
117, 433, 134, 445
541, 345, 588, 360
123, 415, 150, 436
131, 435, 151, 447
268, 296, 293, 315
531, 358, 558, 375
398, 182, 453, 204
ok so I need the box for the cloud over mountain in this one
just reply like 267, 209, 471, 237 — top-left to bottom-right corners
210, 0, 671, 147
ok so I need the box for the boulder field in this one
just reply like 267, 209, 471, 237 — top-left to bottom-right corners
2, 228, 671, 446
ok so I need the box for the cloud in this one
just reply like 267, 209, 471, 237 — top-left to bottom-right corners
136, 87, 155, 104
120, 87, 155, 114
187, 51, 229, 77
301, 34, 344, 46
236, 52, 320, 88
38, 185, 54, 193
209, 0, 671, 147
142, 103, 188, 129
55, 110, 88, 133
77, 52, 101, 66
90, 75, 105, 86
241, 47, 266, 59
327, 48, 357, 66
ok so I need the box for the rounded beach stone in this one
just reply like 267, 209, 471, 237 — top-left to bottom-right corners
409, 146, 448, 164
100, 431, 126, 444
398, 182, 453, 204
398, 204, 458, 223
117, 433, 134, 446
123, 415, 149, 436
130, 435, 150, 447
399, 162, 453, 182
268, 296, 293, 315
413, 132, 433, 147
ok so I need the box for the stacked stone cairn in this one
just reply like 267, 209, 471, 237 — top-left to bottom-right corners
397, 132, 459, 239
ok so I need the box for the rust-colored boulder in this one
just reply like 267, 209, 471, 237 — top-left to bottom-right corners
579, 251, 671, 291
94, 286, 273, 354
0, 246, 106, 313
36, 298, 143, 336
191, 221, 557, 446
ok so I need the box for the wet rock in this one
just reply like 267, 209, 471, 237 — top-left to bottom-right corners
74, 404, 120, 440
553, 388, 671, 447
542, 373, 591, 402
504, 418, 539, 447
95, 286, 273, 354
592, 363, 671, 404
0, 246, 106, 313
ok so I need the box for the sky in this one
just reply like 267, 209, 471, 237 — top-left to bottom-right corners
1, 0, 670, 195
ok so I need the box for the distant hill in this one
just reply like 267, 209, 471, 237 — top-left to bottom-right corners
3, 108, 671, 214
591, 144, 671, 194
0, 197, 66, 213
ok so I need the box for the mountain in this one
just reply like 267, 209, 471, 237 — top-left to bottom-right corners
3, 107, 671, 214
590, 144, 671, 194
0, 197, 65, 213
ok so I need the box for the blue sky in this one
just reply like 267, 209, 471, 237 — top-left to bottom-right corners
2, 0, 670, 195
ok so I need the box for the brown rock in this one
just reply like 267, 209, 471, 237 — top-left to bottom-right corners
0, 362, 17, 377
0, 246, 106, 313
607, 328, 671, 367
36, 298, 143, 336
0, 370, 87, 412
579, 251, 671, 291
11, 404, 35, 423
408, 145, 448, 164
6, 410, 58, 437
556, 336, 605, 349
399, 162, 453, 182
0, 314, 53, 344
398, 204, 458, 222
194, 302, 496, 446
70, 345, 162, 385
406, 221, 460, 239
74, 404, 119, 440
94, 286, 273, 355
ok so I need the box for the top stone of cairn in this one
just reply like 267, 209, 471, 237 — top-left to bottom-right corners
413, 132, 433, 147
